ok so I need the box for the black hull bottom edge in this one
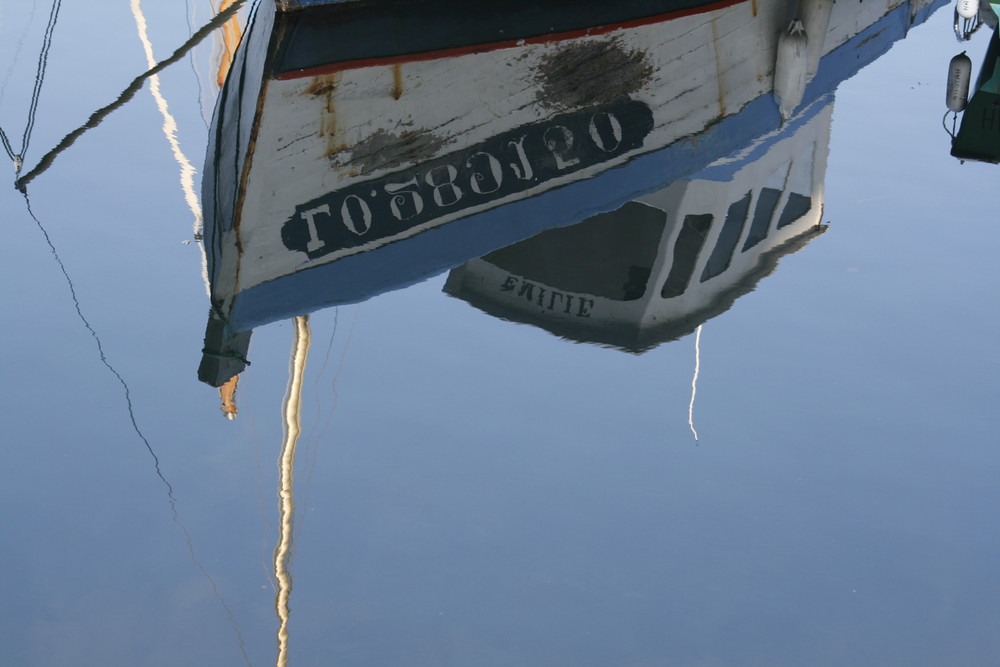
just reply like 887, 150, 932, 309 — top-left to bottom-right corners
272, 0, 741, 76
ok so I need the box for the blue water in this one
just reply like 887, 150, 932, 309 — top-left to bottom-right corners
1, 2, 997, 665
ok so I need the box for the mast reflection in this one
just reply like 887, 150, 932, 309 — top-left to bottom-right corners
274, 314, 311, 666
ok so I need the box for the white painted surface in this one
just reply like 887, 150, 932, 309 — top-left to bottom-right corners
213, 0, 934, 303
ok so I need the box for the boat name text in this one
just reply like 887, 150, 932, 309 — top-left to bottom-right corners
500, 274, 594, 318
281, 98, 654, 259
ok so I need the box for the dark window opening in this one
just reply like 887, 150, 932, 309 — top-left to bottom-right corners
661, 214, 712, 298
701, 191, 751, 282
776, 192, 812, 229
742, 187, 781, 251
483, 201, 666, 301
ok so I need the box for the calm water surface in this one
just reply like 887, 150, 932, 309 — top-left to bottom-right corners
1, 2, 998, 666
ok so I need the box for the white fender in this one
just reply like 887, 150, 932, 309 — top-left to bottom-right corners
774, 20, 808, 121
799, 0, 834, 78
957, 0, 979, 20
947, 52, 972, 112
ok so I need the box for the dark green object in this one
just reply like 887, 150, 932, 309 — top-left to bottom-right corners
952, 28, 1000, 164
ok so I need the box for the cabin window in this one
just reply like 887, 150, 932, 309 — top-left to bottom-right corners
742, 187, 781, 251
776, 193, 812, 229
785, 145, 815, 194
483, 202, 666, 301
661, 214, 712, 298
701, 191, 751, 282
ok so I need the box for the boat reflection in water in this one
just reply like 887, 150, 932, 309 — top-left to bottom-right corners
198, 0, 947, 388
445, 101, 830, 350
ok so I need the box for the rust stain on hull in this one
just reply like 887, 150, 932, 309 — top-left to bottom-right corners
391, 64, 404, 100
304, 73, 338, 97
305, 73, 346, 157
711, 19, 727, 117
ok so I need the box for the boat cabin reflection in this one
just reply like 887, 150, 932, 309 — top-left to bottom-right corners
444, 102, 830, 351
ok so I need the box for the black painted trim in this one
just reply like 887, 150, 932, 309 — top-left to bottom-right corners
271, 0, 733, 75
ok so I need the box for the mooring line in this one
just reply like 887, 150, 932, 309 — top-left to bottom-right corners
22, 191, 254, 666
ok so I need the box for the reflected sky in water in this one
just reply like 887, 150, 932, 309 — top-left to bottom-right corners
1, 1, 998, 665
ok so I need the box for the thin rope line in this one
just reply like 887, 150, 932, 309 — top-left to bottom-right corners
0, 126, 14, 161
943, 110, 958, 139
0, 0, 40, 110
15, 0, 248, 189
21, 190, 254, 667
21, 0, 62, 159
295, 308, 341, 544
183, 0, 210, 128
22, 188, 169, 484
308, 308, 340, 447
0, 0, 45, 170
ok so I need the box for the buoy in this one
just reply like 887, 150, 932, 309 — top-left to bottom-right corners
957, 0, 979, 20
946, 52, 972, 112
774, 20, 808, 121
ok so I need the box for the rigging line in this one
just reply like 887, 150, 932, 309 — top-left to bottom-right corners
295, 308, 341, 544
307, 308, 340, 449
942, 110, 958, 139
183, 0, 212, 129
21, 190, 254, 667
316, 305, 361, 445
296, 305, 360, 540
688, 324, 702, 442
21, 0, 62, 160
21, 189, 171, 491
0, 0, 41, 107
0, 126, 14, 161
0, 0, 40, 162
14, 0, 248, 190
